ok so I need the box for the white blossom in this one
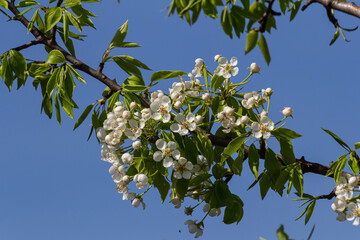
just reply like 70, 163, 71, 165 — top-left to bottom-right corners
150, 95, 172, 123
132, 140, 142, 150
192, 58, 204, 77
170, 113, 197, 136
241, 91, 263, 109
153, 139, 181, 168
216, 57, 239, 79
96, 127, 106, 141
346, 202, 360, 226
133, 173, 149, 189
184, 220, 203, 238
173, 157, 193, 179
282, 107, 293, 118
251, 116, 274, 139
249, 62, 261, 73
121, 153, 133, 165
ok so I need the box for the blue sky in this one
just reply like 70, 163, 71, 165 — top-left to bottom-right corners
1, 1, 360, 239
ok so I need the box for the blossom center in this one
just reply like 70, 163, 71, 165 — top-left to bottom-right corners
162, 147, 172, 157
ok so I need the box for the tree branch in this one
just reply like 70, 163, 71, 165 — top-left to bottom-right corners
315, 188, 336, 200
11, 37, 42, 51
258, 0, 276, 33
301, 0, 360, 19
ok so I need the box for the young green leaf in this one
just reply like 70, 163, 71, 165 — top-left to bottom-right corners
0, 0, 8, 10
272, 128, 302, 140
329, 29, 340, 46
46, 50, 66, 65
248, 143, 259, 179
150, 70, 187, 83
305, 200, 316, 224
245, 29, 258, 54
54, 92, 61, 125
221, 136, 245, 163
73, 103, 94, 130
45, 7, 62, 32
322, 128, 351, 152
258, 34, 271, 65
355, 142, 360, 149
109, 20, 128, 49
221, 7, 233, 39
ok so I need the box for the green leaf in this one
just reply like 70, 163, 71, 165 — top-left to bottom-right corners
41, 93, 53, 118
117, 55, 150, 70
221, 136, 245, 163
348, 152, 359, 175
223, 196, 244, 224
9, 50, 27, 79
109, 20, 128, 49
112, 56, 142, 77
153, 172, 170, 203
202, 0, 217, 18
63, 13, 70, 43
248, 144, 259, 179
27, 8, 39, 33
265, 148, 281, 179
276, 225, 289, 240
17, 0, 39, 7
355, 142, 360, 149
123, 85, 148, 92
45, 7, 62, 32
232, 143, 244, 175
272, 128, 302, 140
305, 200, 315, 224
58, 92, 74, 119
46, 67, 62, 96
259, 172, 271, 199
46, 50, 66, 65
107, 90, 120, 111
291, 164, 303, 197
54, 92, 61, 125
289, 0, 302, 21
150, 70, 187, 83
175, 178, 189, 199
322, 128, 351, 152
114, 42, 141, 48
220, 6, 232, 39
194, 130, 215, 165
277, 137, 296, 165
65, 10, 82, 32
0, 0, 8, 10
230, 7, 245, 38
258, 34, 271, 65
212, 164, 228, 179
189, 173, 212, 186
67, 64, 86, 83
73, 103, 94, 130
245, 29, 258, 54
326, 153, 347, 185
278, 0, 289, 14
329, 29, 340, 46
210, 74, 225, 91
210, 180, 232, 208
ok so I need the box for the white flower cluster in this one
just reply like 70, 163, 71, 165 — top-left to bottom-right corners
331, 176, 360, 225
216, 106, 249, 133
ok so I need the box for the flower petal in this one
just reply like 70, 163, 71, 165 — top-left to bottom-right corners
163, 157, 174, 168
156, 139, 167, 150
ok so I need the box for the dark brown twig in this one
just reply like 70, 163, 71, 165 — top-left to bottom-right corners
11, 37, 43, 51
258, 0, 276, 33
315, 189, 336, 200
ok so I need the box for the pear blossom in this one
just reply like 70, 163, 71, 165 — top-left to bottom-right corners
202, 93, 210, 101
132, 197, 146, 210
129, 101, 137, 110
241, 91, 264, 109
216, 57, 239, 79
122, 153, 133, 164
331, 197, 347, 212
132, 140, 142, 150
346, 202, 360, 226
251, 116, 274, 139
170, 113, 197, 136
96, 127, 106, 141
249, 62, 261, 73
153, 139, 181, 168
124, 119, 142, 140
192, 58, 204, 77
150, 95, 172, 123
184, 220, 203, 238
214, 54, 221, 62
239, 115, 250, 125
173, 157, 193, 179
133, 173, 149, 189
335, 176, 356, 200
194, 115, 203, 125
282, 107, 293, 118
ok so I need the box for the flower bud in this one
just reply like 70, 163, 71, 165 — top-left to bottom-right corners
132, 140, 142, 150
174, 101, 183, 109
184, 207, 194, 216
250, 63, 261, 73
214, 54, 221, 62
132, 198, 141, 208
202, 93, 210, 101
195, 58, 204, 67
281, 107, 293, 117
240, 115, 250, 125
115, 101, 124, 106
260, 110, 268, 118
265, 88, 273, 96
118, 165, 126, 173
129, 101, 137, 110
224, 106, 234, 116
194, 115, 203, 125
96, 127, 106, 140
121, 175, 130, 185
122, 110, 131, 119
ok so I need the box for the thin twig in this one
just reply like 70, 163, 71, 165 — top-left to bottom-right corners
315, 189, 336, 200
258, 0, 276, 33
11, 37, 43, 51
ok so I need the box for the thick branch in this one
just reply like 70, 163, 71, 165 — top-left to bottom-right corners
301, 0, 360, 19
